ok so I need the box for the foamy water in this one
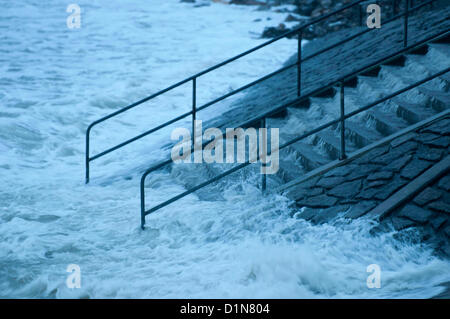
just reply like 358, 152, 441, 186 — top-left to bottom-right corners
0, 0, 449, 298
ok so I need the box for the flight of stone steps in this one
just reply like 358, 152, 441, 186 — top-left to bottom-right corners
266, 35, 450, 187
168, 35, 450, 199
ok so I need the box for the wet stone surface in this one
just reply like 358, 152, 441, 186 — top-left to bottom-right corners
205, 7, 450, 132
286, 116, 450, 256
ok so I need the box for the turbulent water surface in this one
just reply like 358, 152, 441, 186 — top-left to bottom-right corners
0, 0, 449, 298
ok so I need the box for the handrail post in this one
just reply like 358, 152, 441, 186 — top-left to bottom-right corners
192, 77, 197, 147
297, 29, 302, 97
339, 80, 346, 160
85, 127, 91, 184
404, 0, 409, 48
140, 172, 147, 230
260, 117, 267, 193
392, 0, 397, 16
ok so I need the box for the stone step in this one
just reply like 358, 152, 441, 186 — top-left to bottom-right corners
418, 43, 450, 86
439, 72, 450, 86
382, 55, 406, 67
430, 33, 450, 44
314, 130, 356, 160
170, 162, 226, 201
403, 55, 450, 90
345, 120, 384, 148
356, 75, 387, 98
266, 115, 285, 129
343, 77, 358, 88
366, 108, 409, 136
360, 65, 381, 77
284, 139, 329, 171
277, 157, 305, 183
406, 44, 429, 56
267, 108, 288, 119
289, 98, 311, 109
312, 87, 336, 98
417, 87, 450, 112
394, 98, 437, 124
427, 43, 450, 61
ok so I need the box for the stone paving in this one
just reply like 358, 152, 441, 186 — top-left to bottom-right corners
284, 115, 450, 255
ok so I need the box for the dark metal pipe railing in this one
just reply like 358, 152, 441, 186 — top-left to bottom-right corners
192, 77, 196, 146
89, 110, 193, 161
140, 65, 449, 229
339, 81, 346, 160
139, 28, 449, 229
261, 117, 267, 193
196, 62, 298, 113
86, 0, 434, 183
297, 30, 302, 97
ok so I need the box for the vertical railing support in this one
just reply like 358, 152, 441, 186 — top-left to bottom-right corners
297, 29, 302, 97
192, 77, 197, 147
140, 172, 147, 230
403, 0, 409, 48
85, 144, 89, 184
339, 80, 346, 161
260, 117, 267, 193
85, 126, 92, 184
392, 0, 397, 16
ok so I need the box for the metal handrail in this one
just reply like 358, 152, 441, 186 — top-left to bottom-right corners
139, 29, 449, 229
86, 0, 433, 183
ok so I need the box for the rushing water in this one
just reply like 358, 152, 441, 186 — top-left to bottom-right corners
0, 0, 449, 298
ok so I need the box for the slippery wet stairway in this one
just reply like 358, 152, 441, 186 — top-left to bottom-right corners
170, 34, 450, 195
265, 35, 450, 187
83, 1, 450, 228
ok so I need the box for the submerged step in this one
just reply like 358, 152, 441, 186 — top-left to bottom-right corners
367, 109, 409, 136
356, 75, 385, 95
345, 121, 383, 148
407, 44, 429, 55
427, 43, 450, 64
286, 140, 329, 171
267, 108, 288, 119
382, 55, 406, 67
277, 157, 305, 183
406, 54, 450, 88
417, 87, 450, 112
394, 98, 436, 124
312, 87, 336, 98
431, 33, 450, 44
439, 72, 450, 85
360, 65, 381, 77
343, 77, 358, 88
314, 130, 356, 160
289, 98, 311, 109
